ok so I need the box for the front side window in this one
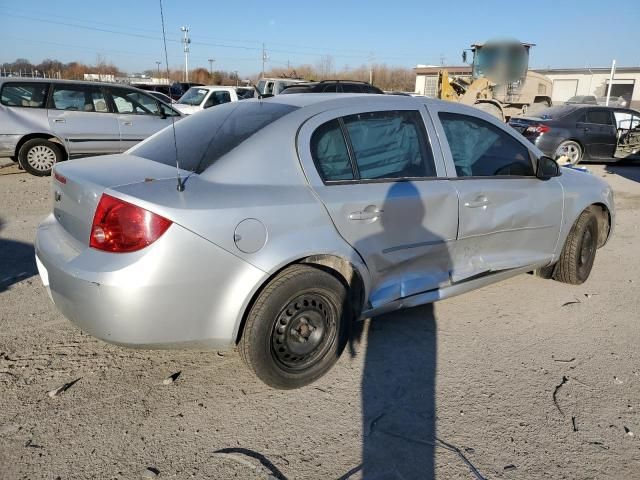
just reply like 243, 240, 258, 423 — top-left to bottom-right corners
1, 82, 49, 108
344, 110, 436, 180
51, 84, 108, 112
586, 109, 613, 125
439, 112, 534, 177
204, 91, 232, 108
111, 88, 160, 115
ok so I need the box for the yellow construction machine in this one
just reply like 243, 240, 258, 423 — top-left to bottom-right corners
438, 40, 552, 121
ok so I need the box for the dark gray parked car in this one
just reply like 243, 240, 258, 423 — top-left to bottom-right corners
509, 105, 640, 164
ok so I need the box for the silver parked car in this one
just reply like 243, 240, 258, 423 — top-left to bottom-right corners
35, 95, 615, 388
0, 78, 182, 176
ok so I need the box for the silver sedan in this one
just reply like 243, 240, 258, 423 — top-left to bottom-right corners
35, 94, 615, 388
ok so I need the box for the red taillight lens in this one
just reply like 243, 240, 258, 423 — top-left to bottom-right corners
525, 123, 551, 134
54, 172, 67, 184
90, 194, 172, 253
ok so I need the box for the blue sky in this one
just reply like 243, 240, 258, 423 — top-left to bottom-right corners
0, 0, 637, 76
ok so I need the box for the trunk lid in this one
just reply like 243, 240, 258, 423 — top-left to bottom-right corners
508, 116, 543, 133
51, 154, 185, 244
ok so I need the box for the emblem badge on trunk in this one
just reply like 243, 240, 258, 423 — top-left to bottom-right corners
54, 191, 62, 202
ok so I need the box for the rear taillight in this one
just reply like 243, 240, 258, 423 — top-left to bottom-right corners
90, 194, 172, 253
525, 123, 551, 134
54, 172, 67, 184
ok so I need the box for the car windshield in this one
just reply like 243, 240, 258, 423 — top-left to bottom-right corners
177, 87, 209, 106
535, 106, 577, 120
128, 100, 299, 173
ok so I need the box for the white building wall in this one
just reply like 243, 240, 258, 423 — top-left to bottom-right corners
415, 75, 427, 95
543, 72, 640, 105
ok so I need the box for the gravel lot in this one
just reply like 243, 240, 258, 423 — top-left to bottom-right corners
0, 157, 638, 479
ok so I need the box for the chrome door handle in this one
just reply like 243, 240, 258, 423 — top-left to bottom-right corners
53, 118, 65, 123
464, 197, 490, 208
122, 121, 133, 126
349, 208, 383, 220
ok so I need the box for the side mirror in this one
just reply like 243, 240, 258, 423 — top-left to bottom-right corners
536, 156, 561, 179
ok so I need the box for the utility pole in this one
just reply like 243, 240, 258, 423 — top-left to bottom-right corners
261, 43, 267, 78
155, 61, 161, 80
181, 26, 191, 82
605, 59, 616, 106
368, 53, 374, 84
234, 70, 239, 87
208, 58, 215, 78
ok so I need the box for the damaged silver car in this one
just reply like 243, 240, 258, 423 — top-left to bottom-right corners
35, 94, 614, 388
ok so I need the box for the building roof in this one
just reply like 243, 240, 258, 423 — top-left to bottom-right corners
414, 65, 472, 75
533, 66, 640, 74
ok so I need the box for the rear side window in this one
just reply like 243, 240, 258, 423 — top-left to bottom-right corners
1, 82, 49, 108
439, 112, 534, 177
344, 111, 436, 179
51, 84, 109, 112
311, 119, 354, 181
340, 84, 363, 93
322, 84, 339, 93
586, 110, 613, 125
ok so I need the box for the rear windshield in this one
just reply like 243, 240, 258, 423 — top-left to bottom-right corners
128, 100, 299, 173
535, 106, 577, 120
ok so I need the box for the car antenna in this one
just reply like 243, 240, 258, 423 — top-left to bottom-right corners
159, 0, 185, 192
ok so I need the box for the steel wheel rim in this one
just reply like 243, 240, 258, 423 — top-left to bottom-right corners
26, 145, 57, 171
556, 142, 580, 164
579, 228, 595, 268
271, 292, 337, 371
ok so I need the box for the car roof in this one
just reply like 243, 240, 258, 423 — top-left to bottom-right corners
254, 93, 459, 113
191, 85, 237, 91
0, 76, 134, 89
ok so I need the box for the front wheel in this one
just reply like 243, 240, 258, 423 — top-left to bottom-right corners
555, 140, 583, 166
239, 265, 350, 389
18, 139, 63, 176
554, 209, 598, 285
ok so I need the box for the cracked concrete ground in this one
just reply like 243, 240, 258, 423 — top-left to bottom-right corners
0, 159, 638, 479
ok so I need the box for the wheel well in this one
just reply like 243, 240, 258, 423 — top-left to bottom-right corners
234, 254, 365, 344
588, 203, 611, 247
15, 134, 68, 160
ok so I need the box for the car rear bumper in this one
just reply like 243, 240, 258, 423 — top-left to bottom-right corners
530, 134, 564, 158
35, 213, 266, 349
0, 134, 21, 157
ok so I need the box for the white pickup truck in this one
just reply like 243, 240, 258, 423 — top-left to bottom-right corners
174, 86, 254, 115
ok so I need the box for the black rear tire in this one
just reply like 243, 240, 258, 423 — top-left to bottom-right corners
239, 264, 350, 389
554, 209, 598, 285
18, 139, 63, 176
